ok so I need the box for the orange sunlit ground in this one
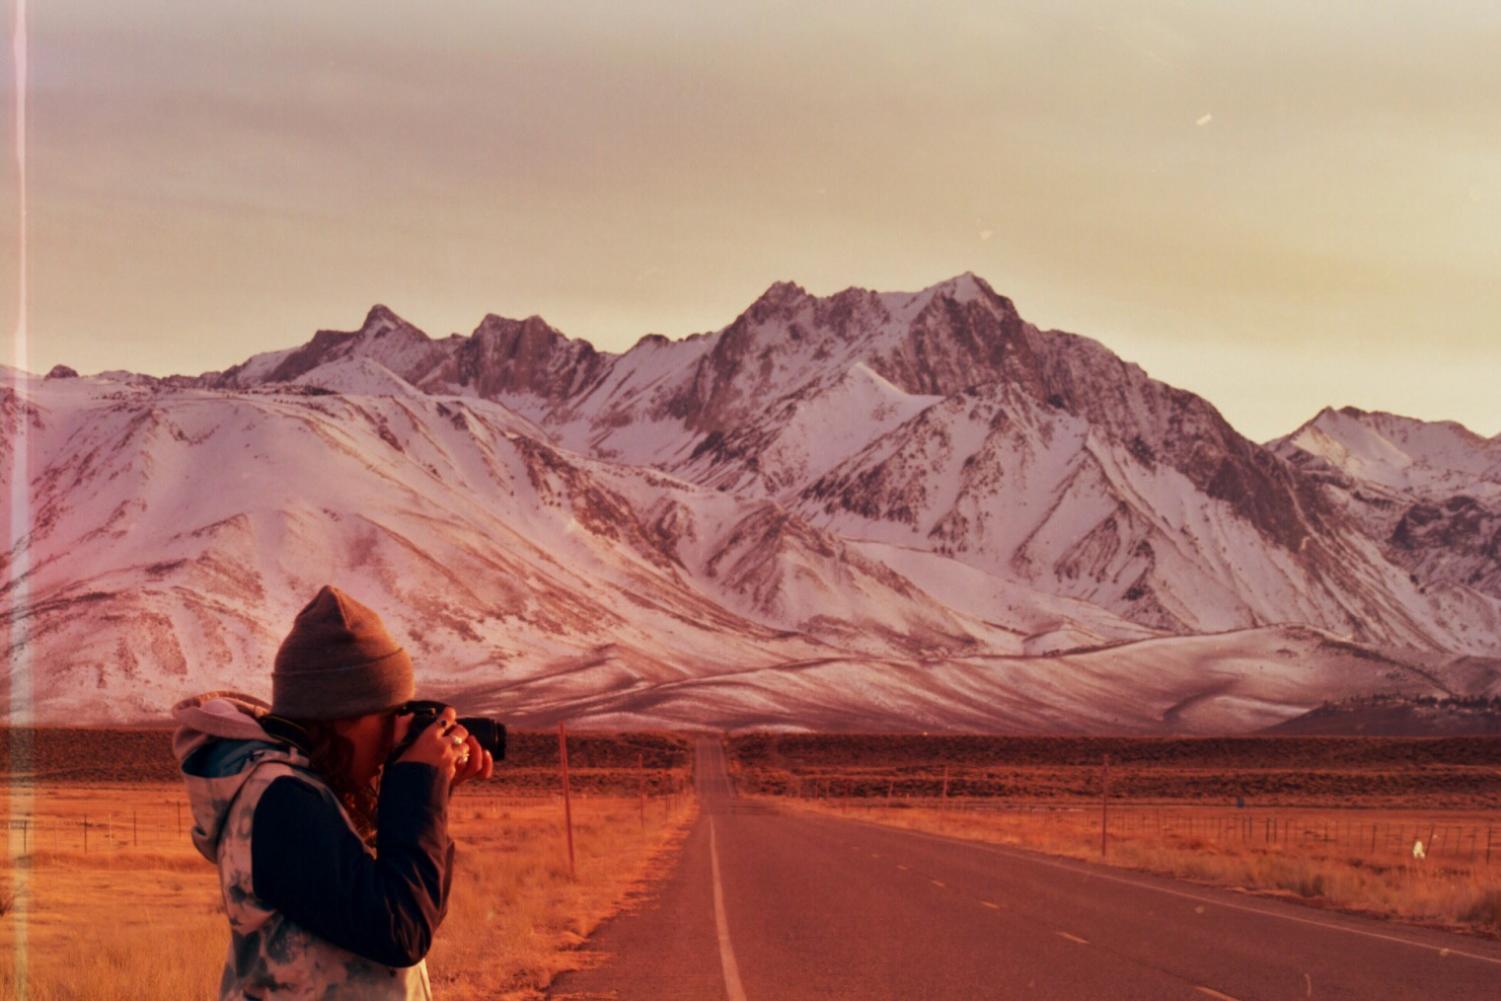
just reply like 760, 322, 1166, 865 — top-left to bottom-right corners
1, 778, 694, 1000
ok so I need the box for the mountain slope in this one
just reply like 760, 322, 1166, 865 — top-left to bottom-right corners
1, 375, 1056, 722
5, 275, 1499, 728
184, 275, 1501, 656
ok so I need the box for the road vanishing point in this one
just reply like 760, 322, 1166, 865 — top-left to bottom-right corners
550, 739, 1501, 1000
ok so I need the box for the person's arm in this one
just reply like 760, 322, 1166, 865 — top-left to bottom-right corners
250, 761, 456, 968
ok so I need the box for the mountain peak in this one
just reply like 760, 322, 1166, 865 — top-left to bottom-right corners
923, 271, 1009, 307
761, 278, 807, 299
471, 312, 579, 347
1305, 405, 1489, 446
934, 270, 985, 290
732, 279, 812, 328
359, 303, 410, 334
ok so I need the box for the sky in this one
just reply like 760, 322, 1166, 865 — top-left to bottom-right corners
3, 1, 1498, 442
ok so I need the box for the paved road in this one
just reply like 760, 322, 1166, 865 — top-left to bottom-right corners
551, 739, 1501, 1000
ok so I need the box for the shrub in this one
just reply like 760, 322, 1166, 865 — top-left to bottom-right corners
1460, 888, 1501, 931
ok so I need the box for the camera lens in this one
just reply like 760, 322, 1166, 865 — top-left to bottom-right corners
457, 718, 506, 760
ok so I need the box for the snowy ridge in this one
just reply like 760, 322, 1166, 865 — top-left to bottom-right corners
1271, 405, 1501, 609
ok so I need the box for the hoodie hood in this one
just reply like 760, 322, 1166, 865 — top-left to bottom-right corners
172, 690, 315, 863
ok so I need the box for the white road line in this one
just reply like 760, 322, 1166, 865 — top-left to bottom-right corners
896, 864, 911, 871
981, 901, 1002, 911
820, 817, 1501, 969
709, 820, 748, 1001
1195, 988, 1240, 1001
930, 879, 947, 888
1058, 932, 1089, 945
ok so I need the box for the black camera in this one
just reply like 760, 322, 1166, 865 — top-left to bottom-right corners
384, 698, 507, 766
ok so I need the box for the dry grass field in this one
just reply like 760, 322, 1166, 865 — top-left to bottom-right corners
0, 727, 697, 1000
729, 733, 1501, 939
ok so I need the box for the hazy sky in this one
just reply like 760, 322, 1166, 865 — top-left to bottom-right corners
4, 2, 1498, 441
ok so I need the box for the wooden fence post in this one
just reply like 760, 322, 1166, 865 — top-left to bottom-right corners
557, 721, 576, 879
1100, 753, 1110, 859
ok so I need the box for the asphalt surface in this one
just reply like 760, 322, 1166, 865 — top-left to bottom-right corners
550, 739, 1501, 1000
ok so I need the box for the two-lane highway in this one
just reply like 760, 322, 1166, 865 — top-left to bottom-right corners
551, 739, 1501, 1000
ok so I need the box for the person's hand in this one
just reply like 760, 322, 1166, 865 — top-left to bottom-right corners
450, 730, 494, 792
393, 707, 473, 783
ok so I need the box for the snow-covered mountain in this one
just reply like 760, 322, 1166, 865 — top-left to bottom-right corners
1271, 406, 1501, 606
4, 275, 1498, 729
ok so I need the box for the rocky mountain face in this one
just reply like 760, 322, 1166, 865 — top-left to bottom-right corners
1272, 407, 1501, 603
4, 275, 1498, 729
183, 273, 1499, 655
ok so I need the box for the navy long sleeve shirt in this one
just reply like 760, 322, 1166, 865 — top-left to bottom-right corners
249, 760, 455, 968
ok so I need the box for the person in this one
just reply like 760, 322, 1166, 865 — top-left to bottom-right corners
172, 584, 494, 999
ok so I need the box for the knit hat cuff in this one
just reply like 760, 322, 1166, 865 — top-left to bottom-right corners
271, 647, 415, 720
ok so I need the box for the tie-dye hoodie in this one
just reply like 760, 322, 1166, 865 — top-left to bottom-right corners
172, 690, 434, 1000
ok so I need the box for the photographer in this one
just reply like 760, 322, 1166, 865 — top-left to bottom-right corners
172, 585, 494, 999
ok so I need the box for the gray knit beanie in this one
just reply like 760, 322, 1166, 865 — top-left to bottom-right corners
271, 585, 415, 720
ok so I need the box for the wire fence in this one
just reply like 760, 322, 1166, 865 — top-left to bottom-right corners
0, 785, 694, 859
792, 792, 1501, 871
1, 797, 198, 855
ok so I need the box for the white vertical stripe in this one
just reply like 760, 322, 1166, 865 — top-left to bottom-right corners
709, 819, 748, 1001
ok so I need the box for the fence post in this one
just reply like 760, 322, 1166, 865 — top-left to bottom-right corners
557, 721, 576, 879
133, 810, 138, 848
941, 766, 950, 812
1100, 753, 1110, 859
638, 753, 646, 831
83, 814, 88, 854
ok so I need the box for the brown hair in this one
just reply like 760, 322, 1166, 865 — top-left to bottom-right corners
288, 713, 397, 848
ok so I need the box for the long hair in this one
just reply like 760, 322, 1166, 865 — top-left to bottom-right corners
285, 713, 396, 848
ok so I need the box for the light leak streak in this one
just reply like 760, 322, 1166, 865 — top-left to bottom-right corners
8, 0, 33, 998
